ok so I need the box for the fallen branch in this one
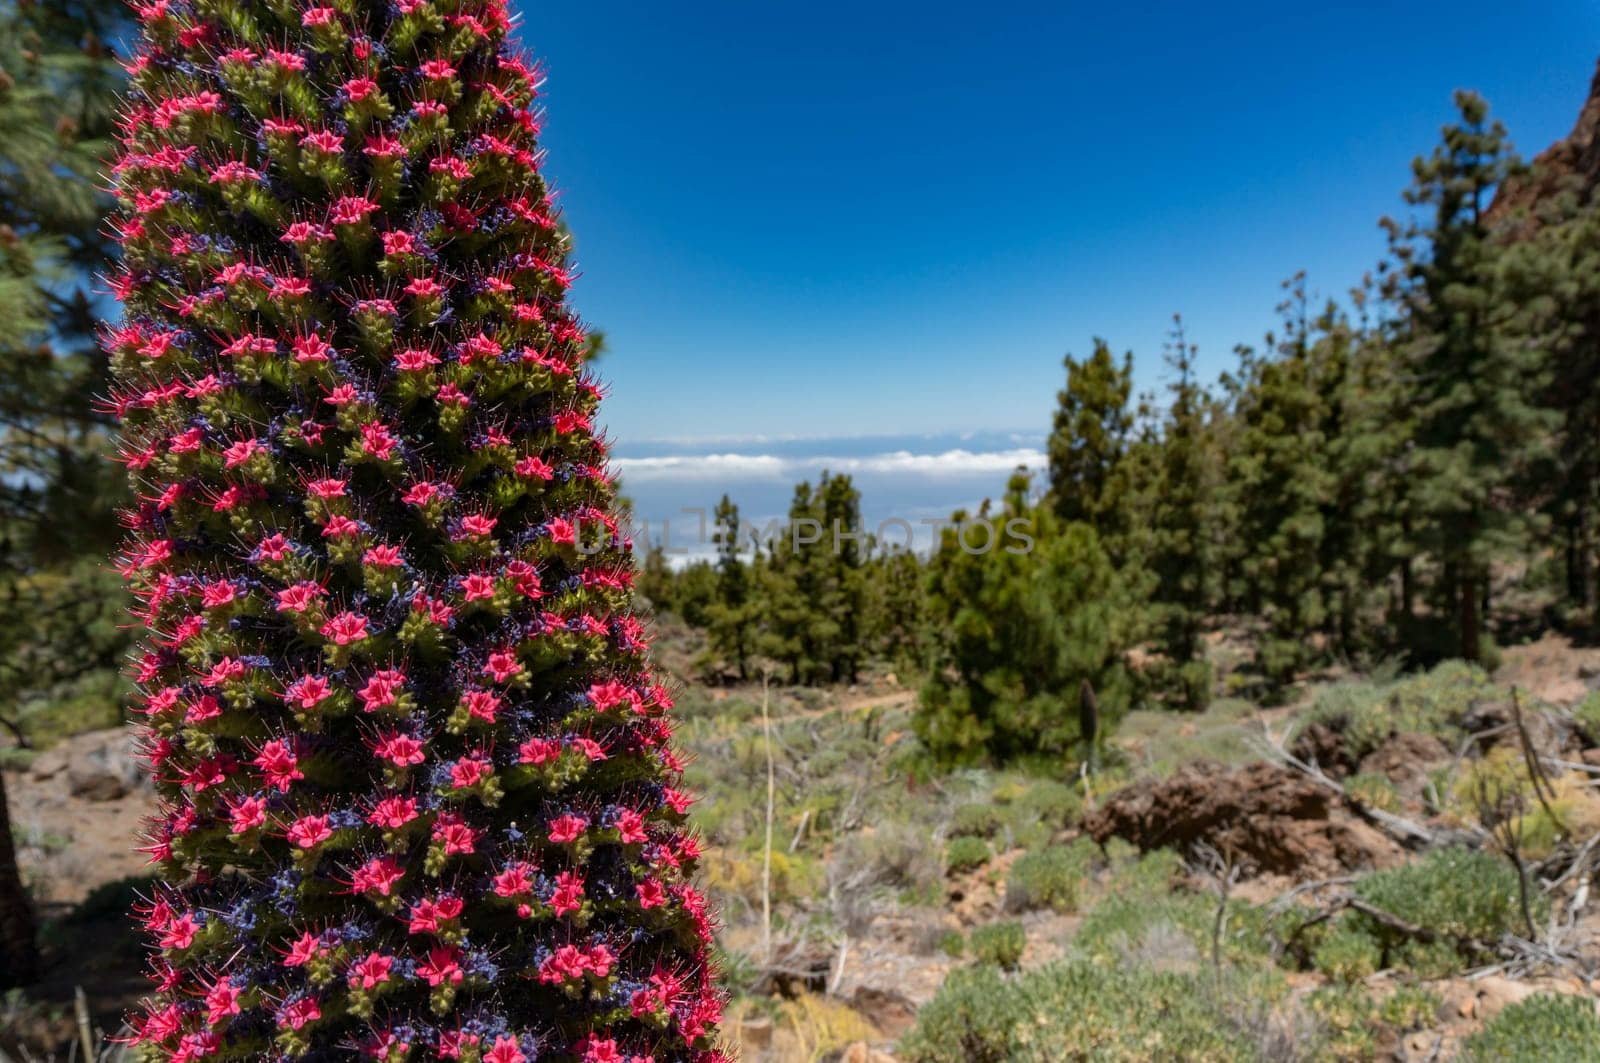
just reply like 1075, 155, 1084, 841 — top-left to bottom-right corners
1251, 732, 1460, 848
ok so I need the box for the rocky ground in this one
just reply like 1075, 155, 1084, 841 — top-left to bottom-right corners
7, 637, 1600, 1059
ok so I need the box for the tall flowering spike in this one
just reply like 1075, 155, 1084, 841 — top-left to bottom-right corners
105, 1, 728, 1059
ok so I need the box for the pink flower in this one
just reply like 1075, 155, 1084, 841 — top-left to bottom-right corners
515, 454, 554, 480
200, 581, 235, 608
538, 944, 585, 984
363, 133, 406, 159
292, 334, 333, 363
204, 978, 241, 1024
462, 573, 496, 601
462, 689, 501, 723
368, 795, 419, 829
402, 480, 444, 506
550, 872, 585, 917
222, 437, 262, 468
361, 422, 398, 459
433, 814, 479, 855
276, 581, 324, 614
322, 611, 369, 645
582, 1037, 622, 1063
306, 477, 347, 499
548, 814, 588, 844
373, 732, 425, 767
519, 737, 560, 765
258, 533, 292, 561
160, 912, 199, 950
348, 951, 393, 990
617, 809, 648, 844
416, 945, 464, 987
364, 543, 404, 568
457, 513, 498, 538
546, 517, 576, 544
253, 739, 303, 792
286, 814, 333, 849
380, 230, 415, 256
492, 862, 534, 898
484, 649, 522, 683
587, 680, 635, 714
185, 694, 223, 724
358, 668, 404, 711
301, 129, 343, 154
284, 931, 323, 967
394, 347, 439, 371
226, 794, 268, 834
301, 6, 336, 27
350, 856, 405, 897
330, 195, 379, 226
419, 59, 458, 80
285, 674, 332, 710
344, 77, 378, 101
408, 895, 464, 934
281, 996, 321, 1030
485, 1036, 526, 1063
449, 756, 491, 789
636, 878, 667, 909
430, 156, 473, 181
282, 221, 333, 246
323, 513, 361, 539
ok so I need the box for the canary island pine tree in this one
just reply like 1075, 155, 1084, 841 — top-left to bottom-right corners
104, 1, 728, 1060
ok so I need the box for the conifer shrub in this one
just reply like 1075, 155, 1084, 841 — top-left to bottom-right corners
105, 1, 726, 1058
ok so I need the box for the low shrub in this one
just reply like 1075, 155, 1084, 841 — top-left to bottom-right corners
1297, 660, 1498, 762
950, 803, 1004, 839
969, 921, 1026, 970
1075, 890, 1272, 969
1015, 779, 1082, 830
1311, 917, 1382, 984
1460, 994, 1600, 1062
945, 836, 992, 875
1345, 771, 1401, 813
1005, 838, 1097, 913
1351, 848, 1540, 975
899, 961, 1251, 1062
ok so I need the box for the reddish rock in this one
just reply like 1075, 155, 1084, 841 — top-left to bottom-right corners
1082, 760, 1402, 879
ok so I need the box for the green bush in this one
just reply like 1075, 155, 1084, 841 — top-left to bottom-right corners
899, 961, 1252, 1063
950, 803, 1004, 839
1005, 838, 1096, 913
1015, 779, 1082, 830
1108, 847, 1183, 900
1574, 691, 1600, 746
1075, 890, 1272, 968
1461, 994, 1600, 1062
1296, 660, 1497, 761
1311, 917, 1382, 984
1352, 848, 1541, 974
945, 836, 993, 875
1344, 771, 1401, 812
969, 921, 1026, 970
935, 930, 966, 958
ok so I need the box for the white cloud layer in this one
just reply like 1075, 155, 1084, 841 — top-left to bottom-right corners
612, 447, 1047, 483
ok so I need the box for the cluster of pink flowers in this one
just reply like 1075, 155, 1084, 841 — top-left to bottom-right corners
106, 0, 727, 1059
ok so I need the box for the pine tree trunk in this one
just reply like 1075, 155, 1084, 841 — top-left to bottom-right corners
1460, 572, 1482, 665
0, 768, 41, 989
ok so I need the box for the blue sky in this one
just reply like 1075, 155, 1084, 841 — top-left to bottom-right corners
514, 2, 1599, 542
523, 1, 1597, 440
